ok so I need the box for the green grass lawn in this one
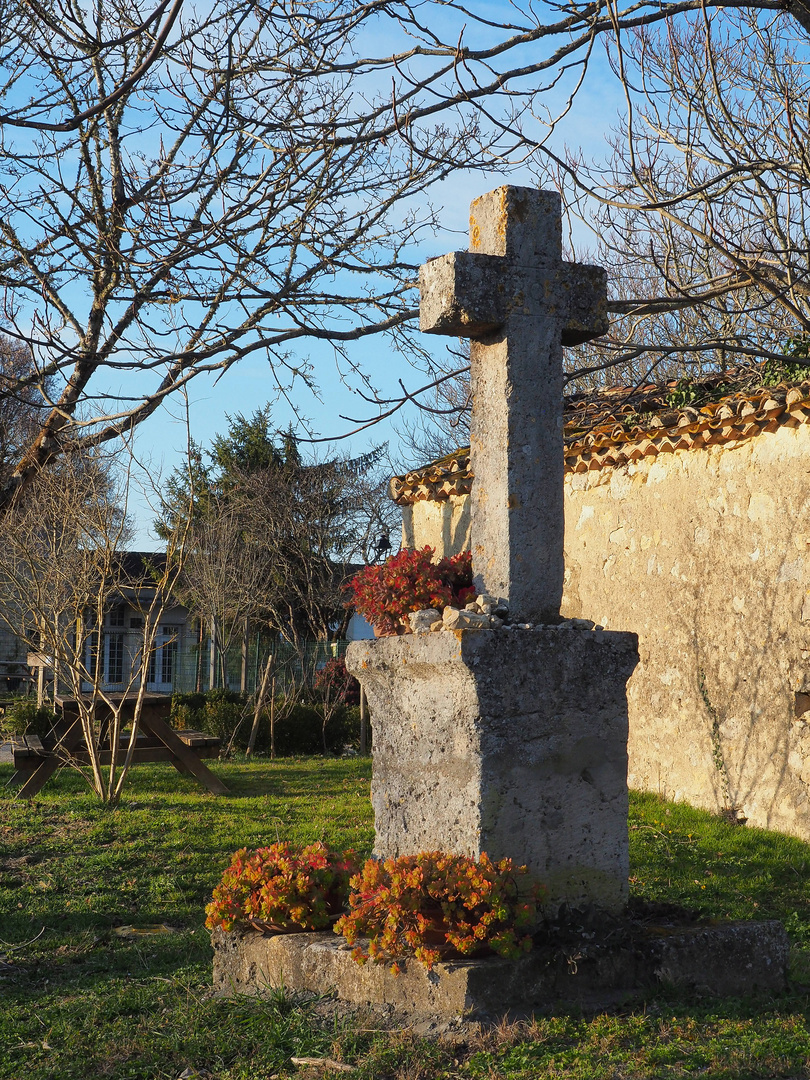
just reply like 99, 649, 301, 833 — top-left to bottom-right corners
2, 758, 810, 1079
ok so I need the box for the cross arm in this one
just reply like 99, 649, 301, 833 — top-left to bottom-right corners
419, 252, 609, 345
419, 251, 506, 338
559, 263, 609, 346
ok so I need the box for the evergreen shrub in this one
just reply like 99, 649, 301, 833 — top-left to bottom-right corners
171, 690, 364, 755
0, 699, 58, 741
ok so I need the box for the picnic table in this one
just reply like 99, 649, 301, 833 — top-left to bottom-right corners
8, 692, 228, 797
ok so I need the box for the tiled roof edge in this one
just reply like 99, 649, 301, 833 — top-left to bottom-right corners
391, 386, 810, 506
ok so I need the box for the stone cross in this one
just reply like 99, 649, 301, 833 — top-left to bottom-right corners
419, 186, 608, 622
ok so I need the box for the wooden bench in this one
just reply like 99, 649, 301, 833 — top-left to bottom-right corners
10, 729, 220, 776
8, 700, 227, 797
9, 733, 47, 776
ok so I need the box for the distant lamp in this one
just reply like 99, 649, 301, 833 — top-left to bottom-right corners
372, 532, 391, 562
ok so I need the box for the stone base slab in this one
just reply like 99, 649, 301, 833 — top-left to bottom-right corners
212, 921, 788, 1019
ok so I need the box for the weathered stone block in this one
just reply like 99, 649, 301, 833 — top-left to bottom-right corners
469, 322, 565, 622
409, 609, 443, 633
419, 251, 506, 337
212, 919, 789, 1018
558, 263, 609, 346
418, 248, 608, 346
469, 186, 562, 264
346, 627, 639, 915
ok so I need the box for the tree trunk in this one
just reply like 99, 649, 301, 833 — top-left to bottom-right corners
240, 618, 249, 695
246, 651, 273, 757
208, 615, 217, 691
270, 677, 276, 760
360, 685, 367, 756
195, 618, 204, 693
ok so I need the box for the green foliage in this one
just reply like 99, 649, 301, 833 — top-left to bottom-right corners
266, 701, 322, 756
158, 408, 288, 536
666, 376, 702, 408
153, 442, 213, 540
336, 851, 540, 971
698, 668, 733, 812
764, 361, 803, 386
0, 699, 58, 740
5, 767, 810, 1078
158, 403, 385, 543
210, 406, 287, 491
172, 688, 246, 747
761, 342, 810, 386
159, 404, 390, 642
788, 335, 810, 358
784, 909, 810, 947
202, 689, 246, 745
263, 701, 362, 757
205, 842, 359, 932
170, 689, 208, 728
665, 377, 731, 410
171, 690, 363, 755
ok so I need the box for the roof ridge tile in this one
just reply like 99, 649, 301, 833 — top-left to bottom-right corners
390, 367, 810, 505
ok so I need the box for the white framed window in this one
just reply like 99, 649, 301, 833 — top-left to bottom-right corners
81, 607, 128, 689
147, 625, 180, 691
104, 630, 125, 685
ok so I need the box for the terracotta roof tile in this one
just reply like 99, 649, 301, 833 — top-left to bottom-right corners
390, 365, 810, 505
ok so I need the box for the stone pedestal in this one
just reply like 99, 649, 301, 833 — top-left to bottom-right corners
346, 626, 639, 915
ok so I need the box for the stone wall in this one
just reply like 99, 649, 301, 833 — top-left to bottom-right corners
403, 422, 810, 839
402, 493, 471, 559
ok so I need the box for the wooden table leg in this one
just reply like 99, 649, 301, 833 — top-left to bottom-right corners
139, 714, 229, 795
16, 720, 84, 799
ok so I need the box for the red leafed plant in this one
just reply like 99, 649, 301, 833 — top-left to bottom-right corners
314, 656, 360, 706
205, 842, 359, 933
347, 547, 476, 635
334, 851, 542, 972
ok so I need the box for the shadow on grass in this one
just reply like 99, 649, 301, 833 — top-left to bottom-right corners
629, 790, 810, 923
4, 928, 213, 998
0, 755, 371, 802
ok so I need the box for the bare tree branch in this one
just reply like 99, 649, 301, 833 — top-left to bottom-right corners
0, 0, 185, 132
0, 0, 808, 489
